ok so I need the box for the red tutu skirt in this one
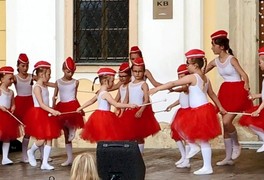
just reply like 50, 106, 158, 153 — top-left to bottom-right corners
14, 95, 34, 122
24, 107, 62, 140
176, 103, 221, 141
0, 110, 22, 141
239, 106, 264, 130
81, 110, 123, 143
218, 81, 253, 112
54, 100, 84, 129
171, 108, 191, 141
120, 106, 161, 140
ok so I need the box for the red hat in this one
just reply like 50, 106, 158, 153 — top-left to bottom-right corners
133, 57, 145, 66
119, 62, 130, 73
65, 57, 76, 72
18, 53, 29, 64
258, 47, 264, 56
0, 66, 14, 74
34, 61, 51, 69
177, 64, 189, 75
97, 68, 116, 76
185, 49, 205, 59
210, 30, 228, 40
130, 46, 141, 54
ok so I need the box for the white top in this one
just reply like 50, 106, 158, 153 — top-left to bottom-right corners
57, 78, 76, 102
0, 88, 13, 109
261, 79, 264, 101
97, 91, 110, 111
215, 55, 241, 82
15, 74, 32, 96
188, 74, 209, 108
179, 92, 189, 108
119, 84, 127, 103
128, 81, 145, 105
32, 84, 49, 107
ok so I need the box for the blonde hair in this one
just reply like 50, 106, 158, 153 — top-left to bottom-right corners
70, 153, 100, 180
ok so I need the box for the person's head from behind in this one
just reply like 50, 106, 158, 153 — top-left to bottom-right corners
70, 153, 99, 180
129, 46, 143, 63
92, 68, 116, 91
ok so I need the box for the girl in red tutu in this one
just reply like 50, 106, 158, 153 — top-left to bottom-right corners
13, 53, 34, 163
114, 62, 131, 117
53, 57, 84, 166
77, 68, 136, 143
205, 30, 253, 165
239, 47, 264, 153
0, 66, 22, 165
25, 61, 61, 170
149, 49, 226, 175
110, 46, 162, 91
166, 64, 197, 169
121, 58, 161, 153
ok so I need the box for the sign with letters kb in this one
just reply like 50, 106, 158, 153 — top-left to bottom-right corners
153, 0, 173, 19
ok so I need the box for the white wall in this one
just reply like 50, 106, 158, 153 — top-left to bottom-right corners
6, 0, 64, 84
138, 0, 203, 123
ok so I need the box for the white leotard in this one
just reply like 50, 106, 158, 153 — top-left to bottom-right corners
15, 74, 32, 96
32, 84, 49, 107
0, 88, 13, 109
128, 81, 145, 105
215, 55, 241, 82
97, 91, 110, 111
57, 78, 76, 102
188, 74, 209, 108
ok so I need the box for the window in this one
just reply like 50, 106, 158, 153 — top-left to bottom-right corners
73, 0, 129, 65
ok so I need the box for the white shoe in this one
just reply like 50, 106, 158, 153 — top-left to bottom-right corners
21, 157, 29, 163
61, 160, 72, 167
175, 157, 185, 166
186, 146, 200, 159
176, 160, 190, 168
2, 158, 13, 165
193, 167, 213, 175
68, 128, 76, 142
27, 150, 37, 167
41, 163, 54, 170
231, 145, 241, 160
216, 159, 234, 166
257, 144, 264, 153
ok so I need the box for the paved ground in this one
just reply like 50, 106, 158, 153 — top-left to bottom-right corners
0, 147, 264, 180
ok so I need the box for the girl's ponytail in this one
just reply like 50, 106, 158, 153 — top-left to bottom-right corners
92, 77, 99, 91
30, 69, 36, 85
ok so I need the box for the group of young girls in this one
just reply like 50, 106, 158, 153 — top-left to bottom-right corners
1, 29, 264, 175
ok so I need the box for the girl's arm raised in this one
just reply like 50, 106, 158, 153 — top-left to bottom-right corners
145, 69, 162, 87
205, 60, 216, 74
77, 95, 97, 112
149, 74, 195, 96
107, 80, 122, 92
